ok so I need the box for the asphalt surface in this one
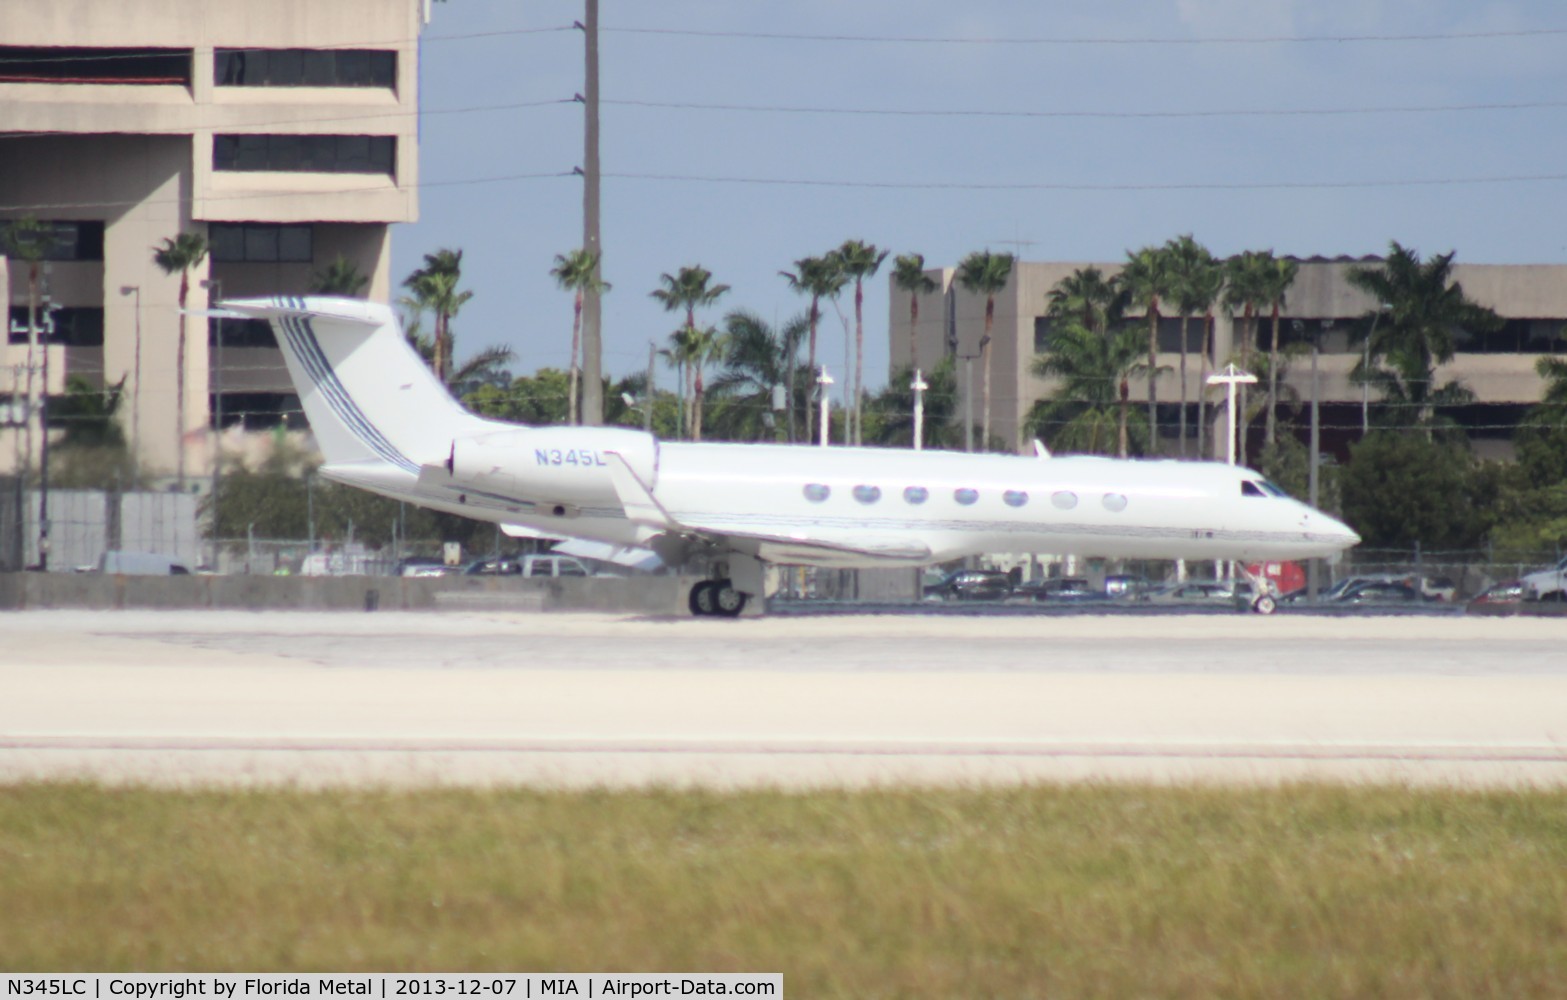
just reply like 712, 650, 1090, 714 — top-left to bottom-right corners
3, 609, 1564, 788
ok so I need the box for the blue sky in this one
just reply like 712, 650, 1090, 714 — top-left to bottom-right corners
397, 1, 1567, 396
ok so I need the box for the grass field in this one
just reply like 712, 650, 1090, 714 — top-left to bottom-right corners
2, 782, 1565, 997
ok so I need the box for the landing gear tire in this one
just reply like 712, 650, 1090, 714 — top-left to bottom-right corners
689, 580, 717, 616
712, 579, 747, 618
1251, 594, 1277, 615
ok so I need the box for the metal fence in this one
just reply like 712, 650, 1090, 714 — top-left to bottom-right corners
11, 487, 200, 572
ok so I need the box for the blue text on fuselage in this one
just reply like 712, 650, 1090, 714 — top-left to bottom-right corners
535, 448, 609, 468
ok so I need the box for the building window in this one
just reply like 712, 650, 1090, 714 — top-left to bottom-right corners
852, 485, 881, 505
803, 484, 830, 503
209, 223, 313, 263
213, 134, 395, 176
216, 49, 396, 88
8, 306, 103, 347
209, 317, 278, 349
954, 488, 979, 506
0, 220, 104, 262
903, 486, 929, 505
0, 46, 190, 85
213, 392, 303, 430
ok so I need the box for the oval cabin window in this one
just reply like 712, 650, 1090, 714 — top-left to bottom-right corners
954, 488, 979, 506
853, 485, 882, 504
803, 483, 830, 503
1102, 493, 1128, 512
903, 486, 929, 505
1051, 491, 1078, 510
1003, 490, 1029, 508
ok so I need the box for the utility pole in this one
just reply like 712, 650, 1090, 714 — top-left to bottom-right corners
576, 0, 604, 426
202, 278, 223, 572
816, 367, 833, 447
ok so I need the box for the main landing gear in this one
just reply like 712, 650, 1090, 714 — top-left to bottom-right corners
688, 579, 748, 617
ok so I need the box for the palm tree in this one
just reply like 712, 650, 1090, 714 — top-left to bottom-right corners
551, 248, 609, 425
1031, 319, 1153, 458
891, 253, 937, 375
401, 248, 473, 384
1259, 255, 1300, 446
835, 239, 888, 444
1223, 250, 1277, 462
1119, 245, 1174, 455
779, 254, 846, 442
1538, 353, 1567, 409
1347, 242, 1502, 435
1046, 265, 1126, 336
151, 230, 209, 487
308, 255, 369, 296
651, 265, 730, 439
1191, 257, 1225, 459
955, 249, 1014, 450
1164, 235, 1220, 458
708, 310, 807, 442
2, 217, 53, 477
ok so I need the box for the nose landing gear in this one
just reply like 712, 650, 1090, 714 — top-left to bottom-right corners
688, 579, 748, 617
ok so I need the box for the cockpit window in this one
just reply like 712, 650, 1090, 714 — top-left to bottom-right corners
1242, 481, 1268, 498
1260, 480, 1289, 498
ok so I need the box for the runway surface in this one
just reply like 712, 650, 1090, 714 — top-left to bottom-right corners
3, 609, 1565, 788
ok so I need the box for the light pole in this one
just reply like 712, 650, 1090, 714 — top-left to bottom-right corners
200, 278, 222, 571
1205, 364, 1258, 466
816, 366, 833, 447
958, 350, 979, 452
119, 285, 141, 480
911, 368, 928, 451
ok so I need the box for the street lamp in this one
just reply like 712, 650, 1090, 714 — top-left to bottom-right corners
815, 366, 833, 447
910, 368, 928, 451
118, 285, 141, 479
1205, 364, 1258, 466
200, 277, 222, 571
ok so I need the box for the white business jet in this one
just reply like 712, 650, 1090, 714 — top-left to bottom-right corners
225, 297, 1359, 616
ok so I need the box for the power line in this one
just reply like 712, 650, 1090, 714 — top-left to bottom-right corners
603, 25, 1567, 46
606, 97, 1567, 122
603, 170, 1567, 192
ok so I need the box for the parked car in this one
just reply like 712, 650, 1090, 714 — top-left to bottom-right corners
923, 569, 1012, 601
1145, 580, 1256, 606
1009, 577, 1104, 603
1103, 574, 1153, 600
1520, 555, 1567, 601
398, 556, 455, 578
1331, 580, 1426, 605
1467, 579, 1524, 613
463, 554, 593, 578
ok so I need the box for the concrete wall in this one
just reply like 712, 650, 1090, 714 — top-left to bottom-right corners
0, 572, 694, 615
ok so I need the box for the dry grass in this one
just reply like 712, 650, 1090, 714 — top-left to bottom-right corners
1, 783, 1565, 997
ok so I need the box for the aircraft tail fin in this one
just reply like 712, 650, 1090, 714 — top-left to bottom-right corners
221, 296, 491, 472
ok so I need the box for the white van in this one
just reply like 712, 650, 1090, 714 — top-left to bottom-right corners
99, 551, 192, 575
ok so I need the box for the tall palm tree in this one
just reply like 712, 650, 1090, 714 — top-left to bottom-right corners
308, 255, 369, 296
1030, 320, 1153, 458
550, 248, 609, 425
2, 217, 53, 477
779, 254, 846, 442
955, 249, 1014, 450
651, 265, 730, 438
1223, 250, 1277, 462
1164, 235, 1220, 458
151, 230, 209, 487
658, 327, 696, 440
401, 248, 473, 384
835, 239, 888, 444
1047, 265, 1127, 335
708, 310, 807, 442
1119, 245, 1174, 455
891, 253, 937, 375
1347, 242, 1501, 435
1259, 255, 1300, 446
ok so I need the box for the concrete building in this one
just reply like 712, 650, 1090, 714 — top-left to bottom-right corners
891, 256, 1567, 460
0, 0, 424, 484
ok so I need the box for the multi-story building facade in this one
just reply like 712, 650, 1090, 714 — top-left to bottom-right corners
0, 0, 423, 483
892, 257, 1567, 461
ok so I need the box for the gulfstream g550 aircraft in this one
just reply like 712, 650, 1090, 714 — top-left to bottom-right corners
227, 297, 1359, 616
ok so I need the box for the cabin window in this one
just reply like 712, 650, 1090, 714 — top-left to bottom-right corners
1242, 481, 1267, 498
1102, 493, 1128, 512
853, 485, 881, 505
954, 488, 979, 506
1051, 491, 1078, 510
903, 486, 929, 505
1003, 490, 1029, 508
803, 483, 830, 503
